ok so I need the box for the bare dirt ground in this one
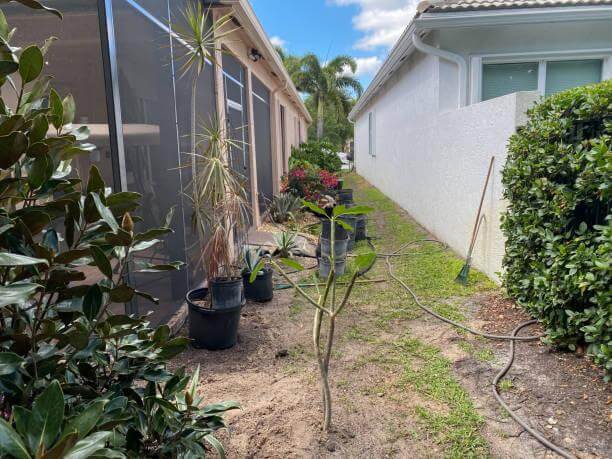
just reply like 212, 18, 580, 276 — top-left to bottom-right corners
172, 176, 611, 459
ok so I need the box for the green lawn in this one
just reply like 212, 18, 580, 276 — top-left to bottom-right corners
334, 173, 496, 457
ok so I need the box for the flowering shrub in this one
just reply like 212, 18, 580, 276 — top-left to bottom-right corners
282, 164, 339, 200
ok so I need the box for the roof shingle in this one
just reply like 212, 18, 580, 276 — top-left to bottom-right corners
425, 0, 612, 13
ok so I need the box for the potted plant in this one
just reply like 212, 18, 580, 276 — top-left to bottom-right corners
242, 246, 274, 302
184, 120, 250, 348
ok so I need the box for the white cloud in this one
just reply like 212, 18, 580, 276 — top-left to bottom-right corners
329, 0, 419, 51
269, 35, 286, 49
344, 56, 384, 77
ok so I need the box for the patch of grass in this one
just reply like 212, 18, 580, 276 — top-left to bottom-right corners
498, 379, 513, 391
458, 340, 495, 363
393, 337, 488, 458
344, 324, 377, 343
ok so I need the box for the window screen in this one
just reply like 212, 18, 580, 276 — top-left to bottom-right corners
481, 62, 538, 101
545, 59, 602, 96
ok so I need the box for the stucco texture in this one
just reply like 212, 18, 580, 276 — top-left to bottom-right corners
355, 82, 538, 282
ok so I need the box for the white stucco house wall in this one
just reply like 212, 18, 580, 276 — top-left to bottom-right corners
349, 0, 612, 282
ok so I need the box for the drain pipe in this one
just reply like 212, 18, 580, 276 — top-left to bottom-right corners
412, 32, 467, 107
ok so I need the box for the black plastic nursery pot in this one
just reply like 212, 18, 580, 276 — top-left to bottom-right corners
210, 277, 244, 309
242, 267, 274, 302
337, 188, 353, 205
335, 178, 344, 190
321, 219, 348, 240
355, 214, 367, 241
187, 288, 243, 350
341, 215, 358, 250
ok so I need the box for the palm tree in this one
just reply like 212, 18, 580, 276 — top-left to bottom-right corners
292, 54, 363, 140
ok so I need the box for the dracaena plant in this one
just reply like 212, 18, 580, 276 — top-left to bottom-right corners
252, 201, 375, 431
0, 5, 238, 458
185, 120, 251, 280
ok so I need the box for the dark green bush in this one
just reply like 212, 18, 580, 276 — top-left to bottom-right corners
0, 5, 238, 457
502, 80, 611, 377
290, 141, 342, 173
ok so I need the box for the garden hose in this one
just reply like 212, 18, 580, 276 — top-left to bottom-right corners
380, 238, 575, 458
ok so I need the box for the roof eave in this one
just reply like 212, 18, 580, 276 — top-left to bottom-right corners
349, 4, 612, 121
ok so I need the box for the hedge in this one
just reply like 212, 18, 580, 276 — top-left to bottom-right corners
501, 80, 611, 378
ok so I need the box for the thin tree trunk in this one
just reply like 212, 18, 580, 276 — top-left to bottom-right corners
316, 96, 324, 140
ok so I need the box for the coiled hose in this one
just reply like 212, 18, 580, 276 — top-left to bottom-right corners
377, 238, 575, 459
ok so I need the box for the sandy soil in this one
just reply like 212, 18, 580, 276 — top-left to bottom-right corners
172, 278, 610, 458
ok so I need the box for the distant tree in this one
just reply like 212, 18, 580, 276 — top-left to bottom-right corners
292, 54, 362, 140
275, 45, 301, 77
306, 97, 355, 150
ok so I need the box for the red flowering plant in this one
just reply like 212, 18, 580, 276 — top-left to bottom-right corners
282, 163, 339, 201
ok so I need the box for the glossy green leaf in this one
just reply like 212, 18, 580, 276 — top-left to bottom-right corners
32, 380, 64, 450
0, 418, 31, 459
136, 261, 184, 273
0, 352, 24, 375
61, 94, 75, 126
134, 290, 158, 305
333, 205, 373, 216
0, 131, 28, 169
49, 89, 63, 130
19, 45, 43, 83
302, 200, 327, 217
62, 400, 106, 441
86, 166, 105, 195
29, 115, 48, 145
248, 259, 266, 283
354, 252, 376, 272
83, 285, 103, 321
42, 431, 78, 459
0, 252, 48, 266
3, 0, 62, 19
28, 153, 54, 188
90, 246, 112, 279
280, 258, 304, 272
91, 193, 119, 233
110, 285, 134, 303
0, 283, 40, 307
64, 432, 112, 459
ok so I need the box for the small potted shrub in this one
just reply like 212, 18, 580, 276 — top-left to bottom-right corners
185, 121, 250, 349
242, 246, 274, 302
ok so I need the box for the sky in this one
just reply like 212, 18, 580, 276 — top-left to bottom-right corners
250, 0, 420, 90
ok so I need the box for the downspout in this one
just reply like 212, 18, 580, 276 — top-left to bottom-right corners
272, 78, 290, 190
412, 32, 467, 107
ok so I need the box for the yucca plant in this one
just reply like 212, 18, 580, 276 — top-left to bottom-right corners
274, 231, 298, 258
269, 193, 302, 223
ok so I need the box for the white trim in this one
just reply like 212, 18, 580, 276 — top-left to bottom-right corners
415, 6, 612, 29
475, 50, 609, 102
469, 56, 482, 104
537, 60, 547, 96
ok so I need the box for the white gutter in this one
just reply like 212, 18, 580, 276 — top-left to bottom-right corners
412, 32, 467, 107
349, 4, 612, 121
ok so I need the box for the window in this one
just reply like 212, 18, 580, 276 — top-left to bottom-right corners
481, 59, 603, 101
482, 63, 539, 101
368, 112, 375, 157
545, 59, 602, 96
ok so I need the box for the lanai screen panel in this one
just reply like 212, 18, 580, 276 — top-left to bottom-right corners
2, 0, 114, 187
112, 0, 189, 324
252, 76, 273, 212
222, 53, 252, 226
